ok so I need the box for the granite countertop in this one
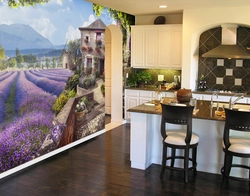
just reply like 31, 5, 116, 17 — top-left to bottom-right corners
125, 85, 177, 92
127, 99, 229, 121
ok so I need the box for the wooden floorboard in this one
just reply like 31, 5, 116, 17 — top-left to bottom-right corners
0, 121, 249, 196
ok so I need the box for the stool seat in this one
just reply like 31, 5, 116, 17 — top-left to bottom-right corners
222, 137, 250, 154
165, 130, 199, 146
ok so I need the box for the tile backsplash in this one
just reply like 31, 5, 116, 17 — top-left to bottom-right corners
199, 26, 250, 93
124, 67, 181, 87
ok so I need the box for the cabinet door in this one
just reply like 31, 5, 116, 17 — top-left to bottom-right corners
170, 26, 182, 68
158, 28, 171, 68
145, 29, 158, 68
125, 96, 139, 119
131, 28, 144, 68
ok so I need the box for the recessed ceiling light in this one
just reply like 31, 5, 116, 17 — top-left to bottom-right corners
159, 5, 167, 8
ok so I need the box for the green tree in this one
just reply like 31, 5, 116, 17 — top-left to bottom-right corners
0, 61, 7, 70
16, 54, 24, 66
52, 57, 57, 68
35, 62, 41, 69
5, 0, 50, 7
45, 58, 50, 68
23, 54, 37, 64
8, 58, 17, 69
92, 4, 135, 66
16, 48, 21, 56
0, 45, 5, 60
68, 39, 80, 65
15, 48, 24, 68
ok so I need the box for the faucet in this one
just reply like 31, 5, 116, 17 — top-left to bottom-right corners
210, 92, 218, 108
229, 93, 244, 109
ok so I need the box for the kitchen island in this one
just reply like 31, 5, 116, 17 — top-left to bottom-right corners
128, 99, 250, 177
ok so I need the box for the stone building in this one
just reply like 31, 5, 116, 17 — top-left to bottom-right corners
78, 18, 106, 76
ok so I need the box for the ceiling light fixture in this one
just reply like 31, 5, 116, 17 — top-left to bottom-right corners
159, 5, 167, 8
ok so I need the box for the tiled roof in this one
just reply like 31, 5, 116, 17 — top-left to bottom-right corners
79, 18, 106, 31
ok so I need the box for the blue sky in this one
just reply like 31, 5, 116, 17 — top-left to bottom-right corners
0, 0, 115, 45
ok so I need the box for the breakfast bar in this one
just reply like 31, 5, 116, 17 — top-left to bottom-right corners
128, 99, 250, 178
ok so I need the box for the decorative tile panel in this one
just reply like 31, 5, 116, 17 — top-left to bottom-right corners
198, 26, 250, 92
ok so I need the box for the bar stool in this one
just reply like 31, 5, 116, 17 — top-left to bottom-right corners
221, 108, 250, 187
160, 103, 199, 183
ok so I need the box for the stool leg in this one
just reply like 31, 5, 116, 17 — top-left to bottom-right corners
221, 154, 232, 188
192, 147, 197, 175
171, 148, 176, 167
184, 147, 189, 183
160, 143, 167, 178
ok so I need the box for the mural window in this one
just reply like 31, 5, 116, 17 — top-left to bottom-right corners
96, 32, 102, 47
87, 57, 92, 67
85, 35, 89, 43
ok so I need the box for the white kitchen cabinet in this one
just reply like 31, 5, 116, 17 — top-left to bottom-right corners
125, 89, 155, 120
131, 25, 182, 69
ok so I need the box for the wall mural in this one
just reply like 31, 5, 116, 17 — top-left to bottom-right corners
0, 0, 115, 176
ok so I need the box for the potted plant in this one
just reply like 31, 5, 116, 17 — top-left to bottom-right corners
136, 71, 152, 88
127, 73, 138, 87
75, 98, 86, 121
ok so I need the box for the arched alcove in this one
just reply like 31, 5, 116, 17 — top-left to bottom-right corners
104, 25, 123, 125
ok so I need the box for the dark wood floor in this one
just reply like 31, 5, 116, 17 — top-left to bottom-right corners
0, 119, 249, 195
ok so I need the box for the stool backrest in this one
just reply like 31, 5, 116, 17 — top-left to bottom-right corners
223, 108, 250, 148
160, 103, 194, 144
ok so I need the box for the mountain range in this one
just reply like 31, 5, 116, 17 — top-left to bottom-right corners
0, 23, 60, 50
0, 24, 66, 57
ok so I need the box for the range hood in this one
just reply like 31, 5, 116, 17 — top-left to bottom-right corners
202, 25, 250, 59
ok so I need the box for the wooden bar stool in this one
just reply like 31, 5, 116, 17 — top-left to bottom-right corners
160, 103, 199, 183
221, 108, 250, 187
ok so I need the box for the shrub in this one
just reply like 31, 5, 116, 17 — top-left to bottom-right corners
52, 93, 69, 115
65, 73, 79, 91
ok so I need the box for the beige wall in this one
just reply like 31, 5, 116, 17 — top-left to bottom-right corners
182, 6, 250, 90
135, 13, 183, 25
135, 6, 250, 90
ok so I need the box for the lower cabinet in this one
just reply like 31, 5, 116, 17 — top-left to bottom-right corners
125, 89, 155, 120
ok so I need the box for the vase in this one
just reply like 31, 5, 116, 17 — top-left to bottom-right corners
75, 110, 85, 121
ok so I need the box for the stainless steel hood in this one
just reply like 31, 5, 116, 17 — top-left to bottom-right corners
202, 25, 250, 59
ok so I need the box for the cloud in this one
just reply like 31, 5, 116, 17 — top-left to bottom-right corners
82, 14, 96, 27
30, 17, 57, 41
65, 14, 96, 41
66, 25, 81, 41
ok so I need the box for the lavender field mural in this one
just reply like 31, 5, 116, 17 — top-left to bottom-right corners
0, 0, 114, 176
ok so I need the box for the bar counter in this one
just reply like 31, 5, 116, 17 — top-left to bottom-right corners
128, 99, 226, 121
128, 99, 249, 178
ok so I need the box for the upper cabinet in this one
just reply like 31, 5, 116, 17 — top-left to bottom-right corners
131, 25, 182, 69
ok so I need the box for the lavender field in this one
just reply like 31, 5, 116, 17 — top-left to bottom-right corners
0, 69, 73, 172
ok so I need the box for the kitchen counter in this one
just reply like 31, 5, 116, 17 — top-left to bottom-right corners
125, 85, 178, 92
128, 99, 250, 177
128, 99, 226, 121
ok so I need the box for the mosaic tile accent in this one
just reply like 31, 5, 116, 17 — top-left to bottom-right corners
198, 26, 250, 93
235, 78, 242, 86
217, 59, 224, 66
236, 60, 243, 67
226, 69, 233, 76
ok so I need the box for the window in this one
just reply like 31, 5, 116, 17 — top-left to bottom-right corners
85, 35, 89, 43
87, 57, 92, 67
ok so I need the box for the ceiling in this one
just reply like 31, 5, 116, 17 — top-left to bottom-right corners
86, 0, 250, 16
